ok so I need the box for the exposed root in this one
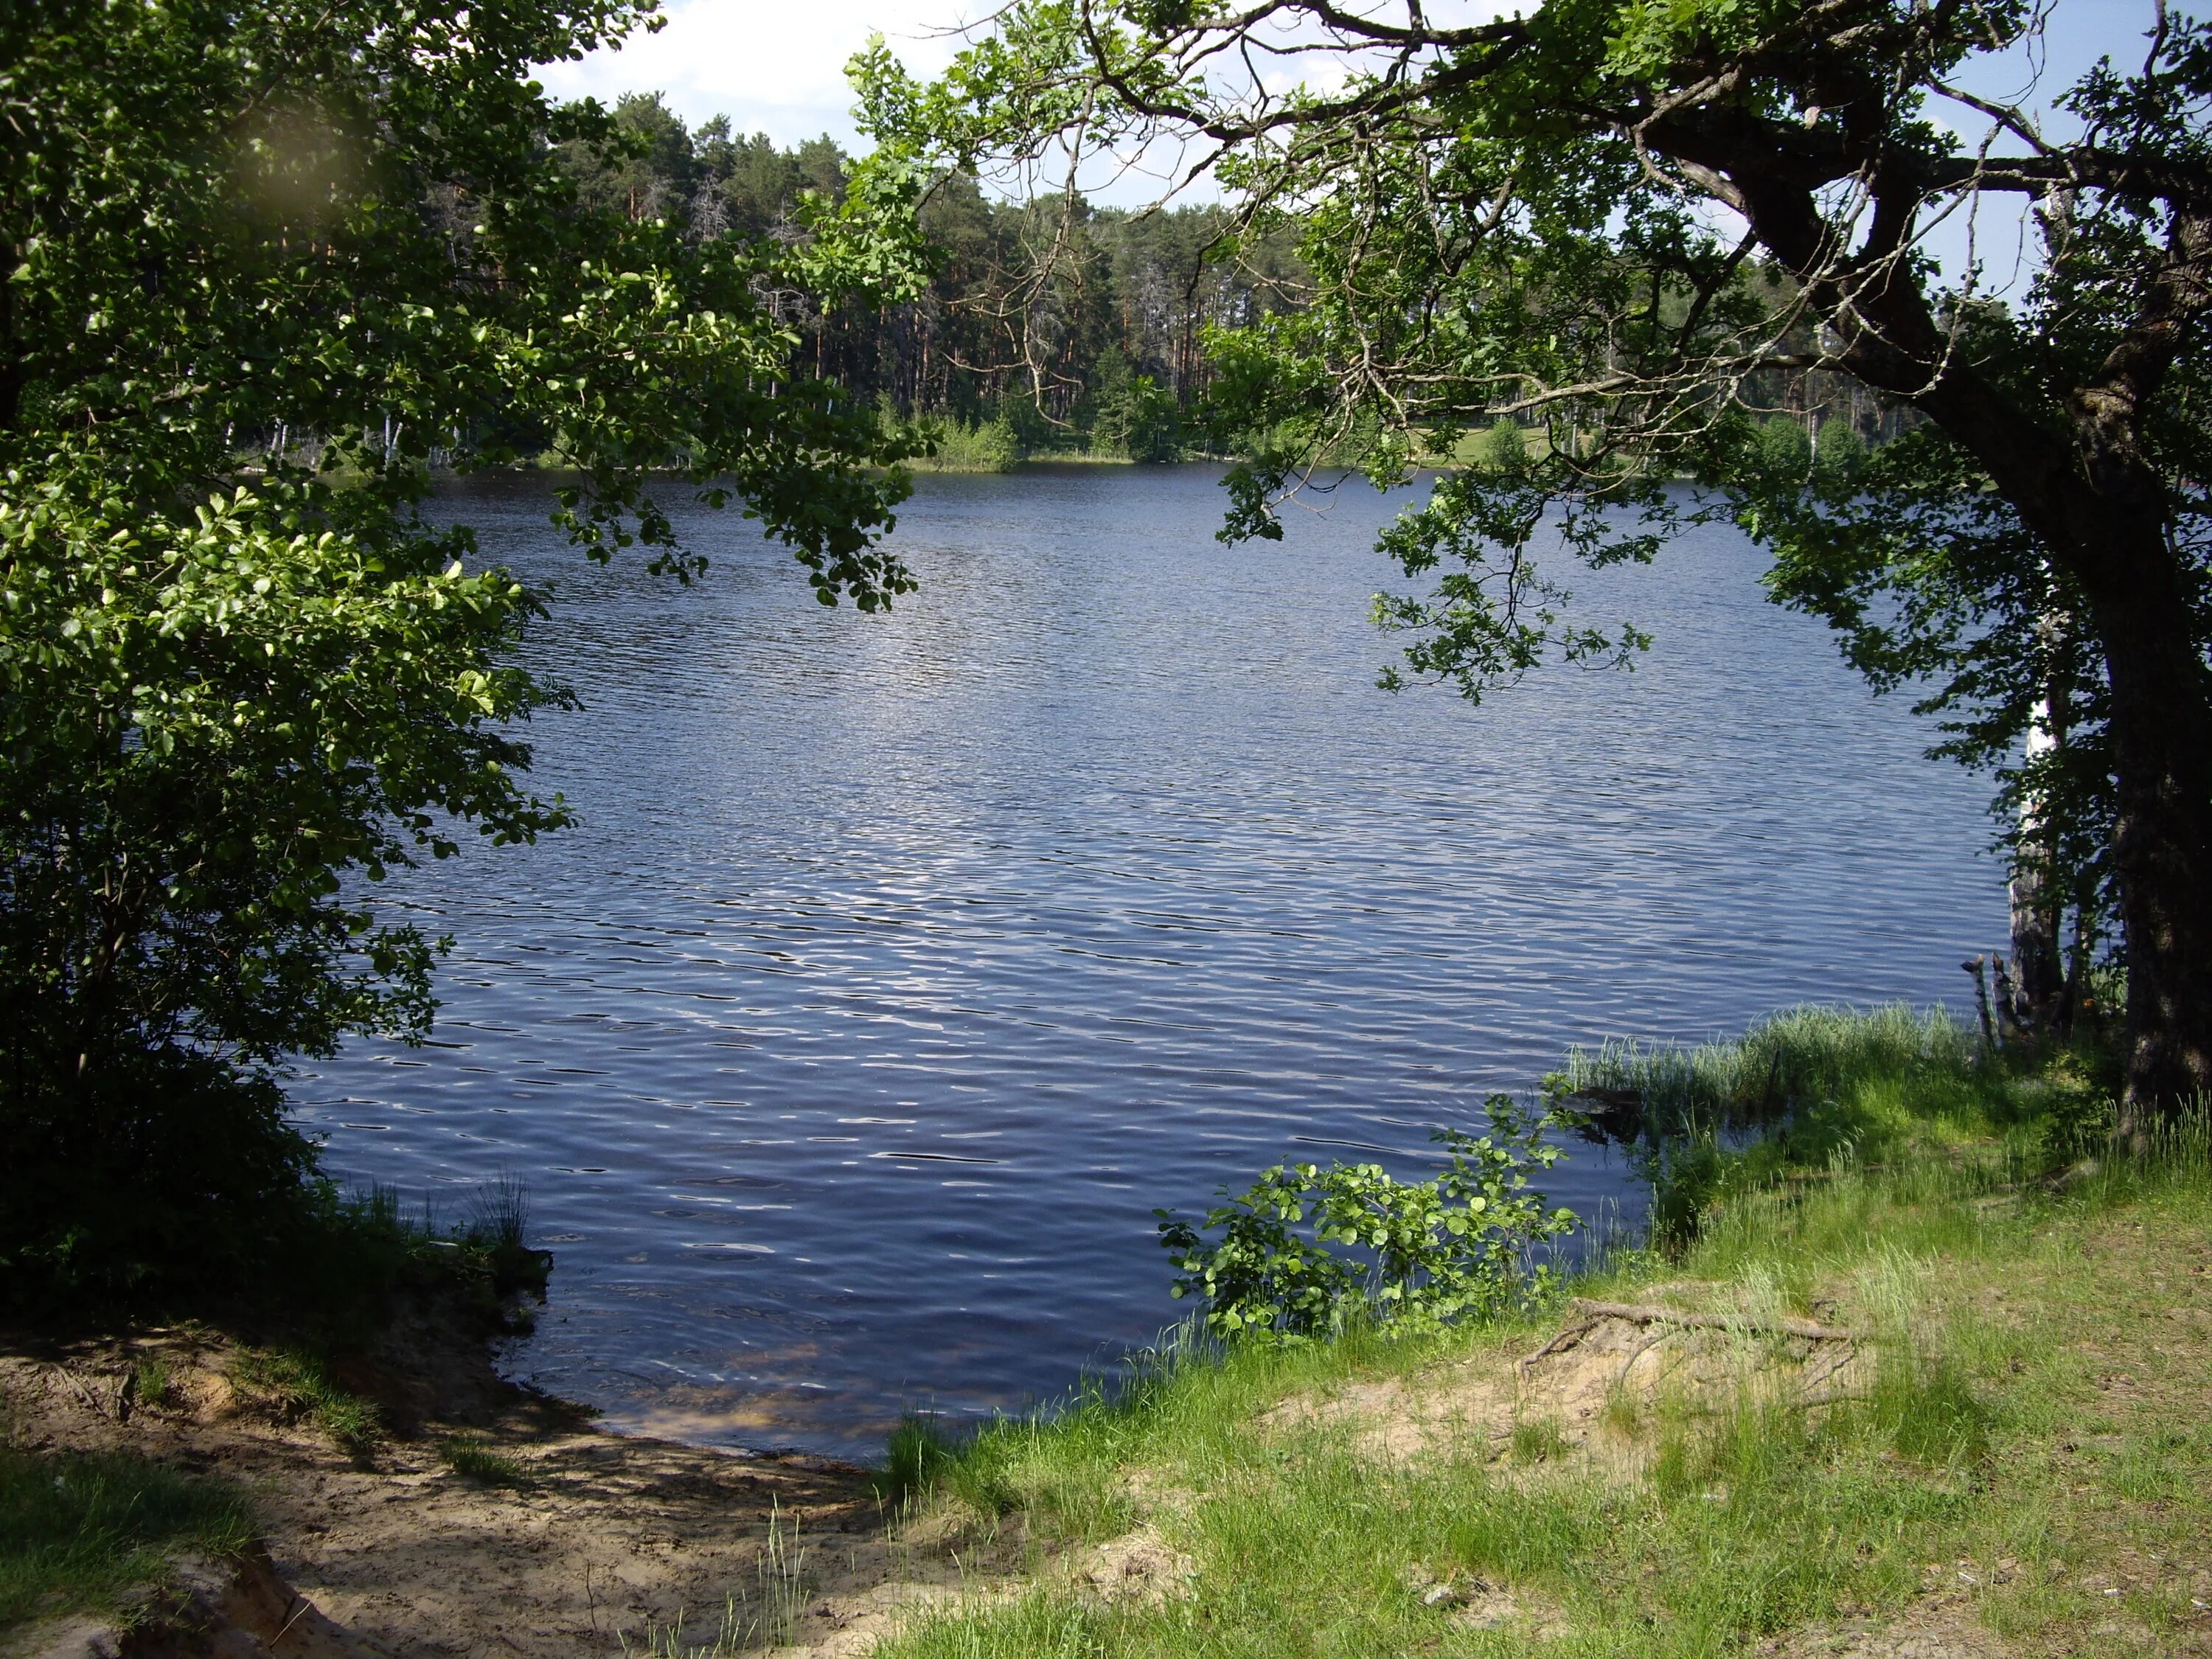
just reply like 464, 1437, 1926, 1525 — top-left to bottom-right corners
1611, 1326, 1674, 1390
1568, 1299, 1864, 1342
1272, 1283, 1883, 1471
1521, 1298, 1863, 1380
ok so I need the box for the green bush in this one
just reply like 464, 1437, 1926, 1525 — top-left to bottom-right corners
1476, 416, 1528, 472
1, 0, 920, 1318
1155, 1097, 1576, 1342
897, 400, 1022, 472
2039, 1086, 2118, 1167
1091, 349, 1183, 462
0, 1048, 317, 1311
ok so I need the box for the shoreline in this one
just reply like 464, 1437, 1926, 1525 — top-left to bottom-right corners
1, 1287, 1006, 1659
10, 1014, 2204, 1659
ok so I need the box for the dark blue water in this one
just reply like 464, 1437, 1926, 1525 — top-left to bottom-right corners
296, 465, 2007, 1458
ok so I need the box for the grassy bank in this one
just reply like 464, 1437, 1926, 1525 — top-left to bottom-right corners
0, 1450, 252, 1631
0, 1178, 551, 1639
874, 1008, 2209, 1658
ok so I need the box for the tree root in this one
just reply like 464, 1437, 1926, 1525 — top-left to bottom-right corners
1517, 1298, 1863, 1381
1612, 1326, 1674, 1389
1568, 1299, 1863, 1342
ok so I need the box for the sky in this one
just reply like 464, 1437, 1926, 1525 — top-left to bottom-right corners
534, 0, 2166, 206
532, 0, 984, 153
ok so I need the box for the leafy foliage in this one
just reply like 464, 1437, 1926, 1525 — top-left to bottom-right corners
557, 91, 1307, 452
1155, 1098, 1576, 1342
866, 0, 2212, 1112
0, 0, 926, 1298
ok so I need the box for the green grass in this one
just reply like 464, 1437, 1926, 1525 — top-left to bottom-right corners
0, 1449, 252, 1634
439, 1435, 525, 1485
1554, 1002, 1993, 1135
1551, 1002, 2118, 1245
233, 1348, 380, 1455
871, 1008, 2212, 1659
128, 1354, 178, 1413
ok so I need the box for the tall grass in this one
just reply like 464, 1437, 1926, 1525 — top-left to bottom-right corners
1554, 1002, 1982, 1136
619, 1506, 812, 1656
0, 1450, 252, 1632
285, 1177, 549, 1331
864, 1009, 2209, 1659
1549, 1002, 2116, 1248
440, 1436, 526, 1485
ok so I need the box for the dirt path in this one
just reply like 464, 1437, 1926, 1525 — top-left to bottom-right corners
3, 1314, 1015, 1659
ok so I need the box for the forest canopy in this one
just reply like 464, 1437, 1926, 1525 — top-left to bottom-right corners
552, 93, 1307, 459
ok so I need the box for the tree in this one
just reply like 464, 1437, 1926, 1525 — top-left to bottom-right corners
0, 0, 928, 1295
859, 1, 2212, 1129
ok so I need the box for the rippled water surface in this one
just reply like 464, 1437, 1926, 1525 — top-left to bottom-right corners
298, 465, 2007, 1458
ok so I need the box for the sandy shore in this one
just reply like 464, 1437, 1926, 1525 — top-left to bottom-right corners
3, 1304, 1016, 1658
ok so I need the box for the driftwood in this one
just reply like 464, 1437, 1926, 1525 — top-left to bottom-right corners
1517, 1298, 1864, 1380
1964, 956, 2000, 1053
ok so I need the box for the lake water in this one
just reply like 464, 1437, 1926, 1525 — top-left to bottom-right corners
296, 465, 2008, 1461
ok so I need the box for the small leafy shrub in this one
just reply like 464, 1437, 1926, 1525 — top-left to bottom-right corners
2038, 1086, 2115, 1168
1155, 1096, 1576, 1343
908, 413, 1020, 472
0, 1047, 319, 1313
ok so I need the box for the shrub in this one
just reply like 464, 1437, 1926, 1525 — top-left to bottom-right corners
1155, 1096, 1576, 1343
0, 1048, 317, 1310
1477, 417, 1528, 472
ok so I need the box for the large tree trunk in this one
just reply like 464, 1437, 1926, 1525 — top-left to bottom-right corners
2079, 529, 2212, 1136
1892, 387, 2212, 1127
1882, 344, 2212, 1130
1635, 112, 2212, 1124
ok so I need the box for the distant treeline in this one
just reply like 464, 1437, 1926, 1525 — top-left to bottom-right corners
555, 95, 1309, 462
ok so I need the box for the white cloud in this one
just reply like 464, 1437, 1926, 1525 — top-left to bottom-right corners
534, 0, 981, 150
534, 0, 1534, 159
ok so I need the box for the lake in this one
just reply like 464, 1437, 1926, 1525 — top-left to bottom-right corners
296, 465, 2008, 1460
